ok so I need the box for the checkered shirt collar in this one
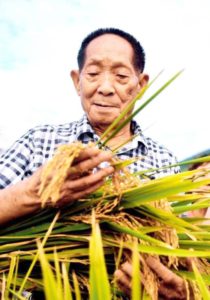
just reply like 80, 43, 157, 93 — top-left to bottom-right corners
75, 114, 148, 154
74, 114, 99, 143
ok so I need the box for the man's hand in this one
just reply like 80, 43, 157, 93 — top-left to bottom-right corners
0, 146, 114, 224
114, 257, 188, 300
146, 256, 187, 300
50, 146, 114, 206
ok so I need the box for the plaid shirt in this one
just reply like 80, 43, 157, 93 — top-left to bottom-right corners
0, 114, 179, 188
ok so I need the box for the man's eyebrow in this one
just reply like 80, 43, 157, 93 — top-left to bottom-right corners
112, 63, 130, 69
86, 60, 131, 71
86, 59, 101, 66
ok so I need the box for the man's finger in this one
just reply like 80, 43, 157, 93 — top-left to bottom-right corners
65, 166, 114, 191
146, 257, 183, 285
57, 179, 105, 206
120, 261, 133, 277
72, 147, 102, 163
114, 269, 131, 295
68, 151, 113, 177
158, 284, 186, 300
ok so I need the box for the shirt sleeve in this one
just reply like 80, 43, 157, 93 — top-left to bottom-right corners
0, 130, 34, 188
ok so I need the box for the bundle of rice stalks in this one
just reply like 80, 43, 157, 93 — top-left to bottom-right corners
1, 142, 210, 299
0, 71, 210, 299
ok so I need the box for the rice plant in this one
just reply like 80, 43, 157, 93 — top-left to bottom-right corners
0, 71, 210, 299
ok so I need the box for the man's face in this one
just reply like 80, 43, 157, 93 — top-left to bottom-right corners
71, 34, 148, 129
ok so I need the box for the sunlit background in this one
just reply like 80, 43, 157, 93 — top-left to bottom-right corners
0, 0, 209, 160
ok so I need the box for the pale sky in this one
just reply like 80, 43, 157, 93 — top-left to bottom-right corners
0, 0, 209, 160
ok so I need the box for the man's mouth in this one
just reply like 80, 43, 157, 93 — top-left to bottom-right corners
94, 102, 116, 108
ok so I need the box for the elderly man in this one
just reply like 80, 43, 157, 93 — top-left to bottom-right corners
0, 27, 185, 299
0, 28, 178, 224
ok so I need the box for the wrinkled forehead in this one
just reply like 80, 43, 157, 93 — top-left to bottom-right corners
84, 34, 135, 65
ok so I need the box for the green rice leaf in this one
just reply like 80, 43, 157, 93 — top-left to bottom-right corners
17, 212, 60, 296
98, 70, 164, 146
175, 271, 210, 285
89, 211, 111, 300
106, 222, 173, 248
8, 289, 27, 300
192, 261, 210, 299
101, 70, 183, 146
54, 249, 62, 296
103, 237, 210, 258
72, 271, 81, 300
37, 241, 59, 300
5, 256, 17, 299
62, 263, 73, 300
131, 240, 141, 300
121, 172, 210, 208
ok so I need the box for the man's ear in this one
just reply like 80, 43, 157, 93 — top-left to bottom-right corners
138, 73, 149, 88
70, 70, 80, 95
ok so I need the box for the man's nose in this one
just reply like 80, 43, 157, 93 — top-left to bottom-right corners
97, 73, 115, 95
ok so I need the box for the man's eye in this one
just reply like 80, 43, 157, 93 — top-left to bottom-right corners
88, 72, 99, 77
117, 74, 128, 79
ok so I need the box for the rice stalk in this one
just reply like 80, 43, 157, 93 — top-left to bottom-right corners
0, 71, 210, 299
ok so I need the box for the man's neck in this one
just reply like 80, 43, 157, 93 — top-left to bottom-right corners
93, 123, 132, 150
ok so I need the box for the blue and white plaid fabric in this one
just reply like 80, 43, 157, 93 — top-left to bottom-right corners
0, 114, 179, 188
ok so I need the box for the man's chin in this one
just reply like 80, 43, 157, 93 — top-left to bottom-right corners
89, 116, 117, 129
93, 118, 115, 127
88, 111, 117, 124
